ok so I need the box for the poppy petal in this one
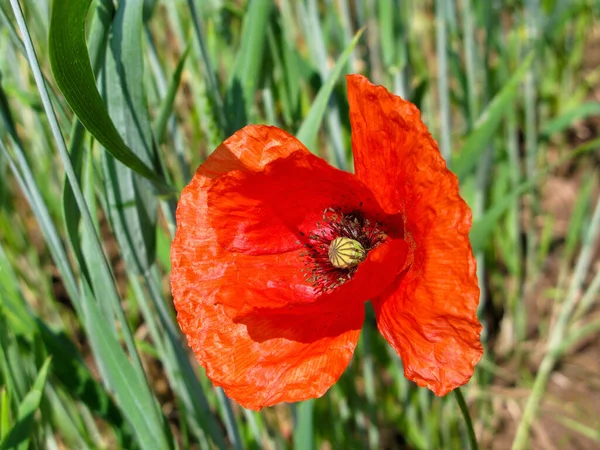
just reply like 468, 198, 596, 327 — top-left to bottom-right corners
172, 125, 309, 310
171, 125, 401, 409
347, 74, 435, 215
201, 124, 306, 175
174, 279, 363, 410
175, 240, 406, 410
372, 242, 483, 395
347, 74, 483, 395
208, 150, 385, 255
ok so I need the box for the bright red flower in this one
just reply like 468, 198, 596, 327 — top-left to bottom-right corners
170, 74, 483, 411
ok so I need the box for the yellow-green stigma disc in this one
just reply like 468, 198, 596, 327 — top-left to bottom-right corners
328, 237, 366, 269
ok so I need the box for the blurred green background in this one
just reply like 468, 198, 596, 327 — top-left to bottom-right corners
0, 0, 599, 448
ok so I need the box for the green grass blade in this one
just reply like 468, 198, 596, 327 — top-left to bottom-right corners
8, 2, 163, 442
77, 149, 118, 334
513, 194, 600, 450
453, 52, 534, 179
43, 385, 89, 449
0, 388, 9, 441
296, 28, 364, 147
470, 176, 535, 253
102, 0, 157, 272
39, 325, 133, 446
540, 101, 600, 139
435, 0, 452, 162
453, 389, 478, 450
1, 239, 132, 447
470, 137, 599, 252
0, 357, 51, 450
225, 0, 273, 132
0, 138, 80, 309
293, 400, 315, 450
361, 321, 379, 449
0, 306, 27, 403
155, 44, 190, 144
79, 281, 172, 450
48, 0, 168, 187
186, 0, 226, 134
300, 0, 347, 169
0, 247, 37, 337
0, 241, 131, 446
378, 0, 395, 72
266, 15, 302, 126
215, 388, 243, 450
62, 0, 113, 292
105, 0, 156, 168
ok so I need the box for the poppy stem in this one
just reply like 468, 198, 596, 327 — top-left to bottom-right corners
454, 388, 479, 450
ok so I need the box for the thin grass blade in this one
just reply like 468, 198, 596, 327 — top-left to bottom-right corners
296, 28, 364, 147
0, 357, 51, 450
48, 0, 167, 186
453, 53, 534, 179
102, 0, 157, 272
79, 281, 172, 450
225, 0, 273, 132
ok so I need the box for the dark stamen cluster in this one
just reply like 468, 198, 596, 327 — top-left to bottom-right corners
300, 208, 386, 293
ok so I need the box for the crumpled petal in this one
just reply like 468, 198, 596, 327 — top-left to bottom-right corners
217, 237, 408, 320
346, 74, 426, 216
171, 125, 406, 409
174, 279, 364, 410
172, 125, 308, 316
347, 74, 483, 395
208, 150, 385, 255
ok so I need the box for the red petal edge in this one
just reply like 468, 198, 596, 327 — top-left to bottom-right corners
347, 74, 483, 395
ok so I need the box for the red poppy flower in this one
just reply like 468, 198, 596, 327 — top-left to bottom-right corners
170, 74, 483, 411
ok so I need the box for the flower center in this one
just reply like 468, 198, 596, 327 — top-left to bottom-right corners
301, 208, 386, 293
328, 237, 366, 268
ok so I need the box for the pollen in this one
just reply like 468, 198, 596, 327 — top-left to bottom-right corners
328, 237, 366, 269
301, 208, 386, 293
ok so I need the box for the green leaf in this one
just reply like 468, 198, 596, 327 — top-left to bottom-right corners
48, 0, 166, 186
80, 281, 172, 450
265, 21, 302, 126
378, 0, 395, 69
154, 43, 190, 144
1, 244, 131, 445
0, 140, 80, 311
225, 0, 274, 132
38, 324, 133, 447
0, 358, 51, 450
470, 177, 536, 253
541, 101, 600, 139
81, 147, 119, 332
296, 28, 364, 148
128, 271, 228, 450
102, 0, 157, 272
62, 0, 114, 293
452, 52, 534, 179
0, 389, 9, 442
0, 246, 36, 337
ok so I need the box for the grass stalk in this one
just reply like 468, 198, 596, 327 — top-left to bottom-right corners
435, 0, 452, 163
512, 195, 600, 449
8, 0, 156, 408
